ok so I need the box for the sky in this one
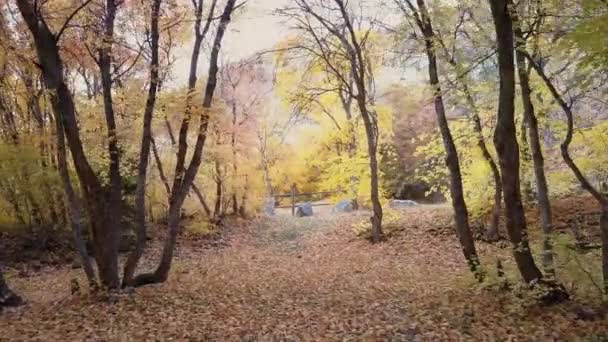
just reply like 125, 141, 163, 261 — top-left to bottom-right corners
222, 0, 290, 60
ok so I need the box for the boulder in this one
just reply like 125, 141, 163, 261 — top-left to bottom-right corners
389, 199, 419, 209
295, 203, 314, 217
333, 199, 357, 213
264, 197, 275, 216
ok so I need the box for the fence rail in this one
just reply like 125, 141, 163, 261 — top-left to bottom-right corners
273, 184, 346, 216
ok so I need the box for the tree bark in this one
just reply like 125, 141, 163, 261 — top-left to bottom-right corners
54, 109, 97, 288
333, 0, 383, 242
406, 0, 481, 278
132, 0, 235, 286
488, 0, 543, 284
95, 0, 122, 289
512, 17, 555, 280
213, 159, 223, 221
437, 37, 503, 240
0, 266, 23, 309
17, 0, 120, 288
122, 0, 162, 287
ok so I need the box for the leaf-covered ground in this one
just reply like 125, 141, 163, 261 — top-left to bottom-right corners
1, 207, 607, 340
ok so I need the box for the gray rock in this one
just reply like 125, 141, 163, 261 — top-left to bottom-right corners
295, 202, 314, 217
264, 197, 275, 216
389, 199, 419, 209
332, 199, 357, 213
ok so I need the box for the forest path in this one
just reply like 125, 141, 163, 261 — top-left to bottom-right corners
1, 209, 467, 340
3, 207, 603, 340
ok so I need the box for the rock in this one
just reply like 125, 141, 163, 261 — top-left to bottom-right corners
389, 199, 419, 209
264, 197, 275, 216
295, 203, 313, 217
332, 199, 357, 213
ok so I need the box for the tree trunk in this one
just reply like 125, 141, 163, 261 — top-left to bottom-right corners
123, 0, 162, 287
488, 0, 543, 284
231, 101, 240, 215
359, 104, 383, 243
411, 0, 481, 277
132, 0, 235, 287
523, 50, 608, 297
213, 160, 223, 221
457, 74, 502, 241
513, 20, 555, 279
333, 0, 382, 242
17, 0, 120, 288
55, 110, 97, 288
601, 208, 608, 297
0, 266, 23, 309
95, 0, 122, 289
191, 183, 212, 217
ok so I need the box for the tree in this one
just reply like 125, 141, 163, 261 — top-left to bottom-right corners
122, 0, 162, 287
524, 50, 608, 298
487, 0, 543, 284
394, 0, 482, 278
277, 0, 383, 242
431, 6, 503, 241
17, 0, 123, 288
131, 0, 238, 286
511, 0, 556, 279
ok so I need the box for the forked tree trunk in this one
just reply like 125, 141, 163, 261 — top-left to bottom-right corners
513, 17, 556, 279
122, 0, 162, 287
131, 0, 236, 287
17, 0, 121, 288
403, 0, 482, 278
0, 266, 23, 309
488, 0, 543, 284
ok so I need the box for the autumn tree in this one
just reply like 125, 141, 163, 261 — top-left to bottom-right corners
122, 0, 162, 286
511, 0, 556, 279
17, 0, 125, 288
487, 0, 546, 285
523, 43, 608, 297
277, 0, 384, 242
130, 0, 238, 286
394, 0, 481, 278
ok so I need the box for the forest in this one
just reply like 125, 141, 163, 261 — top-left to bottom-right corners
1, 0, 608, 339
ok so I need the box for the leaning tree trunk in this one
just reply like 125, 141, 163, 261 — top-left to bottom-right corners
131, 0, 236, 287
524, 51, 608, 297
55, 111, 97, 287
413, 0, 482, 278
122, 0, 162, 287
488, 0, 543, 284
459, 82, 502, 241
513, 21, 556, 280
0, 266, 23, 309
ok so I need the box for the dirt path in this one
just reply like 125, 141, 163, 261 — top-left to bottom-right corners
1, 209, 606, 340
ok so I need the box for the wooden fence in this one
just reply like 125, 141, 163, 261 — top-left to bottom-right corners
274, 184, 346, 216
